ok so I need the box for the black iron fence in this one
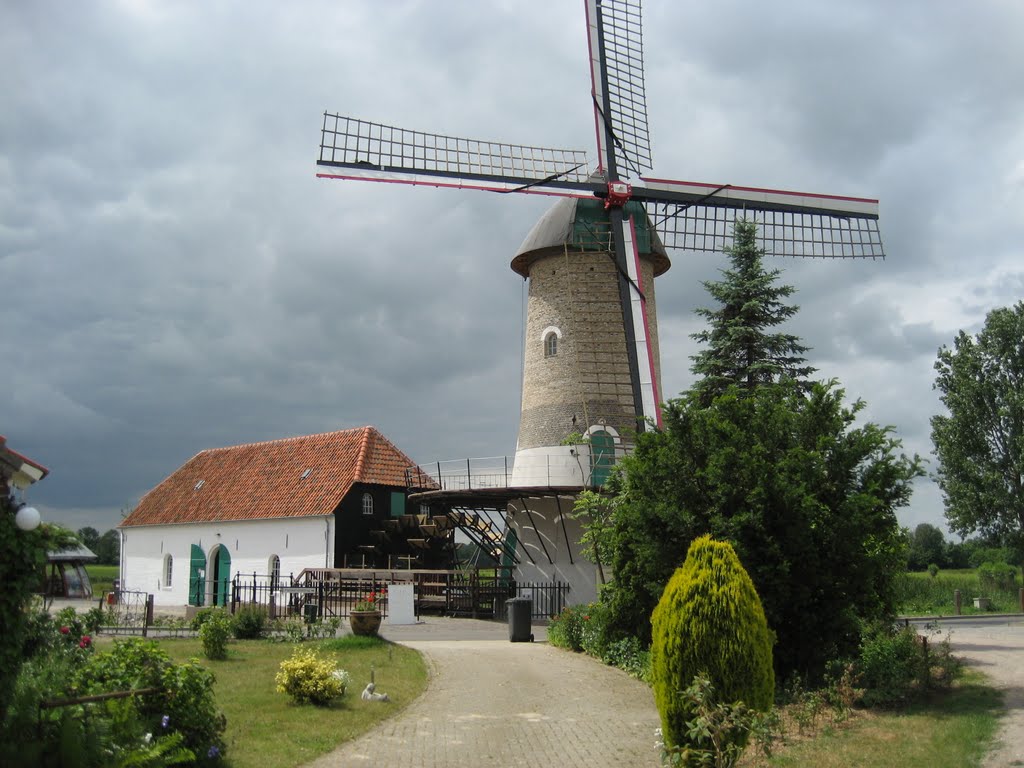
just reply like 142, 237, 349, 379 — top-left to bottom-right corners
234, 569, 571, 621
230, 571, 391, 621
99, 589, 154, 635
496, 581, 571, 620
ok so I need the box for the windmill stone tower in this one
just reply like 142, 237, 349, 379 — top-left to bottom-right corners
510, 196, 670, 490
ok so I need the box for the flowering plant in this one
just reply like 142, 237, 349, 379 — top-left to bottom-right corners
353, 591, 381, 612
276, 648, 349, 705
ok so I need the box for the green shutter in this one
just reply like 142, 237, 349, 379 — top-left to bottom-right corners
390, 491, 406, 518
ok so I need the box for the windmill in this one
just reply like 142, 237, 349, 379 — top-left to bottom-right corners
317, 0, 883, 433
316, 0, 884, 596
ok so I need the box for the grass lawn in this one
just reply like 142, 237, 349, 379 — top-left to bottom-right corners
763, 671, 1002, 767
160, 635, 428, 768
84, 563, 119, 596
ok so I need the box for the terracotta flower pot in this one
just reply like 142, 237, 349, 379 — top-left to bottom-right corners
349, 610, 382, 636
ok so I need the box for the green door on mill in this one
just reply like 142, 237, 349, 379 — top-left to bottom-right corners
589, 430, 615, 487
188, 544, 205, 607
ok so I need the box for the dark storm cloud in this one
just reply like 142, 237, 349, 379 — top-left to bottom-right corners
2, 1, 1021, 535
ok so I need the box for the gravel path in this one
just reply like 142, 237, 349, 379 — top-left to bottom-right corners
304, 618, 660, 768
943, 621, 1024, 767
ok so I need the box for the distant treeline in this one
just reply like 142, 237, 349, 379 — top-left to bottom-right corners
906, 522, 1022, 571
75, 527, 120, 566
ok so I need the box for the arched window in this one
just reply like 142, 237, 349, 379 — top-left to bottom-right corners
163, 554, 173, 588
268, 554, 281, 583
362, 492, 374, 515
544, 332, 558, 358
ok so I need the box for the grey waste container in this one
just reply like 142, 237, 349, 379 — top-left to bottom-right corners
506, 596, 534, 642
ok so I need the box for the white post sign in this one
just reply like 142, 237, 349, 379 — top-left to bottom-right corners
387, 583, 416, 625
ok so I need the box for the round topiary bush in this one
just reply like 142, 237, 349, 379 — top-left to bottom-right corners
651, 534, 775, 750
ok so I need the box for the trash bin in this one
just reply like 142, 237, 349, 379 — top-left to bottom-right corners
506, 596, 534, 642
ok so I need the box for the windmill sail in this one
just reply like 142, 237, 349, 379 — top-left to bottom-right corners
586, 0, 652, 177
639, 178, 884, 259
317, 115, 593, 198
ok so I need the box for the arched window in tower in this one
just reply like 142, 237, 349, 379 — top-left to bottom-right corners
362, 492, 374, 516
544, 331, 558, 358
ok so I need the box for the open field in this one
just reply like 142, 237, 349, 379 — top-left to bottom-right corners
897, 569, 1023, 615
84, 563, 118, 597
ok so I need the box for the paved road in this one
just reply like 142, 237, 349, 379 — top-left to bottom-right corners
304, 618, 661, 768
919, 618, 1024, 768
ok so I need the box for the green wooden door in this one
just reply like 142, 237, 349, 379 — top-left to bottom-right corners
212, 546, 231, 607
189, 544, 206, 606
590, 430, 615, 487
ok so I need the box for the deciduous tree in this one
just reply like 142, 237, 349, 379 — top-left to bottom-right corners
931, 302, 1024, 555
907, 522, 947, 571
76, 525, 100, 552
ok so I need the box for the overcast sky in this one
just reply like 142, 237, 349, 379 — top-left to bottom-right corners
3, 1, 1023, 536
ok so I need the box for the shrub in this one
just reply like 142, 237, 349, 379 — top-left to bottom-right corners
547, 605, 587, 652
233, 605, 268, 639
601, 636, 651, 682
856, 623, 924, 707
71, 638, 227, 762
275, 648, 349, 706
927, 563, 940, 578
856, 622, 963, 707
977, 561, 1018, 592
190, 605, 231, 631
657, 676, 781, 768
547, 603, 605, 653
651, 535, 774, 752
199, 610, 233, 660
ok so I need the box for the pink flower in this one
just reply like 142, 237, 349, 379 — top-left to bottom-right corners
79, 635, 92, 648
60, 626, 70, 635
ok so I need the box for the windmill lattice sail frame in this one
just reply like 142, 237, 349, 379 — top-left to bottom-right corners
316, 0, 887, 431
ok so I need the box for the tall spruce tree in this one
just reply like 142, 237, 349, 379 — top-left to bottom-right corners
690, 218, 814, 398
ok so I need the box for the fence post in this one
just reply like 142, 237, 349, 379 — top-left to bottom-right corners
317, 581, 324, 619
1019, 587, 1023, 613
142, 594, 154, 637
954, 589, 962, 616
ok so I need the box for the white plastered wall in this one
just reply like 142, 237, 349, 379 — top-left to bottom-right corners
120, 516, 334, 607
507, 496, 601, 607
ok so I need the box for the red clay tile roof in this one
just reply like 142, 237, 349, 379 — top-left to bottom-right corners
120, 427, 415, 527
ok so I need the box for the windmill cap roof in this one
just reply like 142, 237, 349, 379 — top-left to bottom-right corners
511, 197, 671, 277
